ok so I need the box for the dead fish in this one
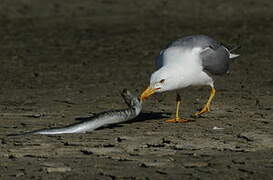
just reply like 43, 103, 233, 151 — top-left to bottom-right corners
8, 89, 142, 136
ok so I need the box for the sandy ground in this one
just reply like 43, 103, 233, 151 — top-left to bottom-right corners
0, 0, 272, 179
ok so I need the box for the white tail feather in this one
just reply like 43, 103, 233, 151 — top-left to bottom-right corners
229, 53, 240, 59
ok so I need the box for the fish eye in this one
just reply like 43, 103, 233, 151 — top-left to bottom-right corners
159, 79, 165, 83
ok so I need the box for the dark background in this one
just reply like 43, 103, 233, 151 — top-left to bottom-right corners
0, 0, 272, 179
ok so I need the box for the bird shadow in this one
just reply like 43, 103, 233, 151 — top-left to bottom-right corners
131, 111, 172, 122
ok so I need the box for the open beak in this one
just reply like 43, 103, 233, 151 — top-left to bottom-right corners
140, 86, 158, 101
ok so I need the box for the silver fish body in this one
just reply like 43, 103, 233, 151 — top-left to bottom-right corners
11, 89, 142, 136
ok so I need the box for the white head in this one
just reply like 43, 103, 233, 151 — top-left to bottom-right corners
140, 46, 205, 100
140, 66, 182, 100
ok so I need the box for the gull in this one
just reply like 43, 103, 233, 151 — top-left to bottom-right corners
140, 35, 240, 122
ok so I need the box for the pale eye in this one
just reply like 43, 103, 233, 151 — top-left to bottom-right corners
159, 79, 165, 83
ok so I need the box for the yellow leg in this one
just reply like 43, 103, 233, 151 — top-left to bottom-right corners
165, 94, 188, 123
195, 87, 216, 116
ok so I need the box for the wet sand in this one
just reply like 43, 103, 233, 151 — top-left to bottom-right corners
0, 0, 272, 179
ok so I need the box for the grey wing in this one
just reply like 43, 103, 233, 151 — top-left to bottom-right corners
155, 35, 218, 70
200, 45, 230, 75
155, 35, 239, 73
166, 35, 230, 74
170, 35, 222, 49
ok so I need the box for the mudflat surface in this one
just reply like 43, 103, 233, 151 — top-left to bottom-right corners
0, 0, 272, 179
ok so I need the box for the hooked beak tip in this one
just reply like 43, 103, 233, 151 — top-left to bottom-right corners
140, 87, 157, 101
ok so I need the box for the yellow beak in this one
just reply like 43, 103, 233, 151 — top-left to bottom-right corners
140, 86, 157, 101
